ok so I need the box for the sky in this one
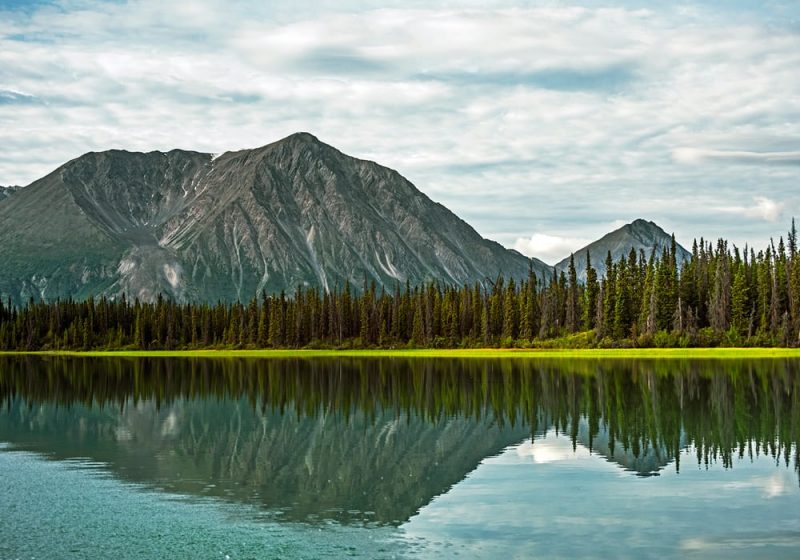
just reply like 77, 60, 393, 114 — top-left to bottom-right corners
0, 0, 799, 264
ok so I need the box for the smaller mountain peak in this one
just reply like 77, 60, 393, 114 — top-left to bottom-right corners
253, 132, 332, 155
618, 219, 666, 236
625, 218, 659, 229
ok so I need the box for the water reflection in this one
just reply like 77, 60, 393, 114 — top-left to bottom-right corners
0, 356, 798, 527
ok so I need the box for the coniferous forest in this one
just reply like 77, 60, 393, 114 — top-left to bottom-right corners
2, 222, 800, 351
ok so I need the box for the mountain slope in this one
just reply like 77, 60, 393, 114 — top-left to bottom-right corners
0, 398, 528, 525
555, 219, 691, 280
0, 133, 549, 304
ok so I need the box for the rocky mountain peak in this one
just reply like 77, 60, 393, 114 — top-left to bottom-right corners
624, 218, 670, 239
257, 131, 334, 157
0, 133, 550, 304
627, 218, 657, 229
555, 219, 690, 281
282, 131, 322, 145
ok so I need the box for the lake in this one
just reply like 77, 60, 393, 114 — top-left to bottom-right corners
0, 356, 798, 559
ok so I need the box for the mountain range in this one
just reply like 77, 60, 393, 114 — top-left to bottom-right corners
0, 133, 689, 304
0, 133, 551, 304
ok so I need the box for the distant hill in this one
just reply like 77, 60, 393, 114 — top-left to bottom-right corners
555, 219, 691, 280
0, 133, 549, 304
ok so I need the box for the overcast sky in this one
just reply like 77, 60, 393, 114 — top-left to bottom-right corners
1, 0, 798, 263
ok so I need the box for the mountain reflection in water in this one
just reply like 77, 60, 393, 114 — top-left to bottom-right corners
0, 356, 797, 526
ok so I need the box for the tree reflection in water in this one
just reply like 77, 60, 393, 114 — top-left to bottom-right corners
0, 356, 797, 524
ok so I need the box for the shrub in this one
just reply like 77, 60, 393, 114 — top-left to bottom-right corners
653, 330, 675, 348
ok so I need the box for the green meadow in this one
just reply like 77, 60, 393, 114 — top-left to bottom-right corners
3, 348, 800, 359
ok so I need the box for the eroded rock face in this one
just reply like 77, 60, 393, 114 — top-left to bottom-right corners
0, 185, 20, 202
0, 133, 550, 304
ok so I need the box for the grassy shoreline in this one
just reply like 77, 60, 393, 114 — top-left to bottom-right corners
2, 348, 800, 359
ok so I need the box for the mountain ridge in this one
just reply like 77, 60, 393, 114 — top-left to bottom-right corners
0, 133, 550, 304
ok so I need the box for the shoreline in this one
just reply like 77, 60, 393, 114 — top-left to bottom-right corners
1, 348, 800, 359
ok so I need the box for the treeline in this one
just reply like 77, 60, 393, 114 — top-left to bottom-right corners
1, 357, 798, 476
1, 222, 800, 350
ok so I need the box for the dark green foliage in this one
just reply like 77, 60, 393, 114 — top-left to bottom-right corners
1, 356, 796, 485
566, 254, 580, 333
2, 223, 800, 349
582, 251, 598, 331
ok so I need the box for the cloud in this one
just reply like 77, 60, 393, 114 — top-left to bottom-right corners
0, 89, 39, 105
417, 64, 638, 92
673, 148, 800, 166
717, 196, 785, 223
0, 1, 798, 252
292, 47, 389, 75
722, 471, 794, 499
513, 233, 592, 264
514, 435, 594, 464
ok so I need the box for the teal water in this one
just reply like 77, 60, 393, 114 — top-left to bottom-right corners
0, 357, 798, 558
0, 445, 402, 559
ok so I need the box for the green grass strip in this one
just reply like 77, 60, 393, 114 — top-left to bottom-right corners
2, 348, 800, 359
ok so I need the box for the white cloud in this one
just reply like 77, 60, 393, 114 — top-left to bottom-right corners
673, 148, 800, 166
752, 197, 786, 222
763, 472, 792, 498
514, 436, 593, 464
722, 471, 794, 499
0, 1, 798, 250
717, 196, 786, 223
513, 233, 592, 264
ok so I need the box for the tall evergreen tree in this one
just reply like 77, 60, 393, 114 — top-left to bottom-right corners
709, 243, 731, 331
731, 265, 750, 336
582, 251, 598, 330
566, 254, 579, 333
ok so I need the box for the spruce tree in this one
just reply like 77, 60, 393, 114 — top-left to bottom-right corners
731, 266, 750, 336
411, 298, 425, 347
582, 251, 598, 330
502, 278, 517, 341
709, 245, 731, 331
612, 258, 631, 339
602, 252, 616, 336
566, 254, 579, 333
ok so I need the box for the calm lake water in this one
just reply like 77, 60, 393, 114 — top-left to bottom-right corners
0, 356, 798, 559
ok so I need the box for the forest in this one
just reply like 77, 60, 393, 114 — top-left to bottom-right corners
1, 221, 800, 350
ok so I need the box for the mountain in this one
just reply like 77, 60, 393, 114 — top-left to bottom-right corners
0, 133, 549, 304
555, 219, 691, 281
0, 397, 529, 525
0, 185, 19, 202
572, 418, 686, 477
